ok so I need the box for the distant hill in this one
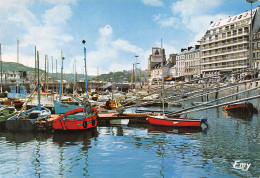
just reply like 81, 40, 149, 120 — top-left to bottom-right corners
1, 61, 147, 82
2, 61, 40, 72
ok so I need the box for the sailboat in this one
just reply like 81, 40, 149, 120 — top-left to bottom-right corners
6, 51, 51, 131
52, 40, 99, 131
53, 51, 84, 114
147, 43, 208, 127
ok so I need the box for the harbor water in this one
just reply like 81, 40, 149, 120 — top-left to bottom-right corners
0, 93, 259, 177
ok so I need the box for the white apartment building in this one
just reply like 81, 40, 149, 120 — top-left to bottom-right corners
253, 30, 260, 68
200, 7, 260, 76
176, 45, 201, 79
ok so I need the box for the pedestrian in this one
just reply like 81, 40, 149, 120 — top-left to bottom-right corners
106, 99, 111, 110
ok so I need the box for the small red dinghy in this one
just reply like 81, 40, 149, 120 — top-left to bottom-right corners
147, 115, 208, 127
223, 102, 258, 113
52, 107, 98, 131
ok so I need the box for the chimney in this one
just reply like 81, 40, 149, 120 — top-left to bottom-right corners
181, 48, 187, 52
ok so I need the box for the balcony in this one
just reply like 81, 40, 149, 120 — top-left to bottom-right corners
202, 55, 249, 65
201, 39, 249, 51
201, 31, 249, 45
201, 63, 248, 72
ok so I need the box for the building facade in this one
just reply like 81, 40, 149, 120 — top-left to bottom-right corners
148, 47, 166, 83
200, 7, 260, 76
175, 45, 201, 79
253, 30, 260, 69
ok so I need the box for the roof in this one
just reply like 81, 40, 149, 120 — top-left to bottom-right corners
99, 83, 112, 89
207, 8, 257, 31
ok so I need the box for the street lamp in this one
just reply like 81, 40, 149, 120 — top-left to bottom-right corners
134, 55, 139, 88
246, 0, 258, 70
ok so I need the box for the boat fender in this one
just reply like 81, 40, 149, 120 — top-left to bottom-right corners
92, 118, 96, 126
83, 121, 88, 128
201, 117, 209, 127
96, 115, 100, 122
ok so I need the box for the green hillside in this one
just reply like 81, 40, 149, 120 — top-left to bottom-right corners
2, 61, 40, 72
1, 62, 146, 82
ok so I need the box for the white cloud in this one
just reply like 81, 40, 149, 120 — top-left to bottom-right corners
168, 0, 228, 41
141, 0, 163, 6
172, 0, 222, 18
112, 39, 142, 54
73, 25, 144, 75
39, 0, 77, 5
43, 5, 72, 25
0, 1, 74, 71
153, 14, 178, 27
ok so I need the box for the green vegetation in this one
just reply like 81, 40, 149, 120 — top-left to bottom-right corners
1, 62, 141, 82
2, 61, 39, 72
91, 71, 132, 82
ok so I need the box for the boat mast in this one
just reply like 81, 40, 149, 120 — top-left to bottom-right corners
112, 70, 114, 100
97, 67, 99, 97
52, 56, 54, 92
0, 43, 2, 93
44, 54, 47, 92
56, 59, 58, 93
47, 55, 49, 92
37, 51, 41, 111
82, 40, 88, 101
161, 39, 164, 115
73, 60, 75, 93
59, 50, 64, 101
35, 46, 37, 83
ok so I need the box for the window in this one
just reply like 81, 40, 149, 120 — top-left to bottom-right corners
238, 15, 242, 19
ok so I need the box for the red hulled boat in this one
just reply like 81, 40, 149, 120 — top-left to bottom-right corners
52, 107, 98, 131
147, 115, 208, 127
223, 102, 258, 113
3, 99, 24, 108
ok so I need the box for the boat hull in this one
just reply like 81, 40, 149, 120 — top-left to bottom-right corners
223, 102, 258, 113
147, 116, 202, 127
52, 107, 99, 131
5, 107, 51, 131
6, 116, 36, 131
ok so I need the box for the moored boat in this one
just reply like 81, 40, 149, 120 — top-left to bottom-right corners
223, 102, 258, 113
5, 51, 52, 131
52, 106, 98, 131
0, 105, 17, 123
54, 100, 81, 114
100, 99, 121, 110
147, 115, 208, 127
5, 107, 51, 131
3, 98, 24, 108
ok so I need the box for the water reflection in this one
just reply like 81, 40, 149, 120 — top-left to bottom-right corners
0, 93, 259, 177
53, 129, 98, 150
224, 110, 253, 120
148, 125, 203, 134
4, 131, 52, 143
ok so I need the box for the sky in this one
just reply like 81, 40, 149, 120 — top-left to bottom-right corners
0, 0, 259, 76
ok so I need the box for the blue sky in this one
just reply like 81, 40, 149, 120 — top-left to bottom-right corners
0, 0, 259, 75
